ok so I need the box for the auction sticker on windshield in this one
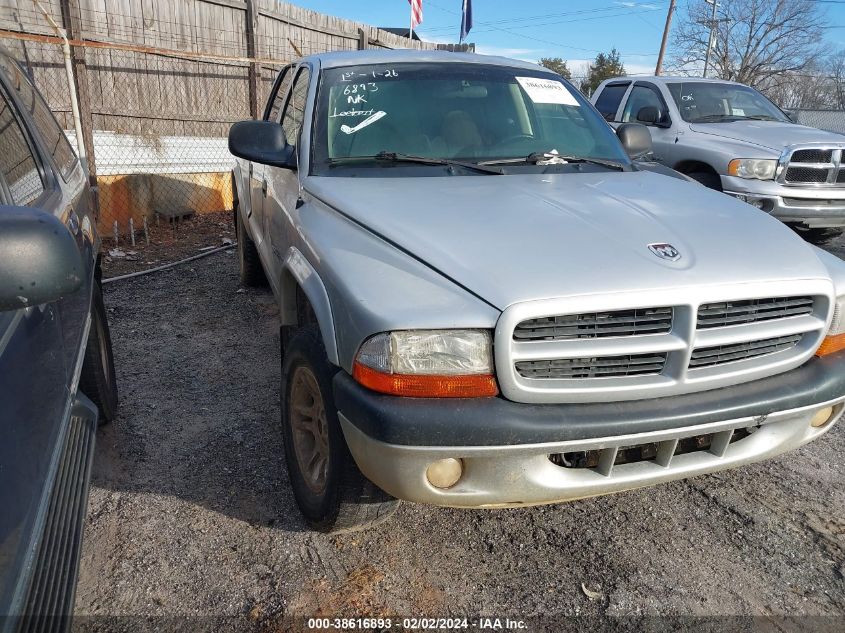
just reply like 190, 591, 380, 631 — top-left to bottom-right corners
516, 77, 579, 106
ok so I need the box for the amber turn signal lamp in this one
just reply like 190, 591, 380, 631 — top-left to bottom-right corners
352, 362, 499, 398
816, 333, 845, 357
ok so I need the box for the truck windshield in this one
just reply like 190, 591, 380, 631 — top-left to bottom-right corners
667, 82, 789, 123
312, 62, 629, 173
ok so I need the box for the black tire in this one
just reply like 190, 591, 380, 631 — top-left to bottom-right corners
281, 325, 398, 533
79, 282, 119, 424
686, 171, 723, 191
236, 204, 267, 287
794, 227, 843, 245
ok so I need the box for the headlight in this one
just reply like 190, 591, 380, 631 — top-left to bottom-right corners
727, 158, 778, 180
353, 330, 498, 397
817, 296, 845, 356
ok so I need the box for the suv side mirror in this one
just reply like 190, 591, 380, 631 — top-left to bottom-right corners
229, 120, 297, 169
617, 123, 653, 159
636, 105, 659, 124
637, 105, 671, 128
0, 207, 84, 311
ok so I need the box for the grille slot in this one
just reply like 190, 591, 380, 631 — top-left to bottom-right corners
697, 296, 814, 329
791, 149, 833, 163
516, 353, 667, 379
689, 334, 802, 369
514, 307, 673, 341
785, 166, 829, 183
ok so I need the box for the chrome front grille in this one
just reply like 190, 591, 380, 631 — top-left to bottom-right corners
495, 281, 833, 404
514, 307, 672, 341
516, 353, 667, 379
688, 334, 802, 369
697, 296, 814, 329
780, 145, 845, 186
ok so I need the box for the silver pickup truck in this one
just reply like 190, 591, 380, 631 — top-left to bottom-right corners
228, 50, 845, 533
592, 76, 845, 243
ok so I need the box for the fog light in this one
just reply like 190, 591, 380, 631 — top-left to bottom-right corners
426, 458, 463, 489
810, 406, 835, 428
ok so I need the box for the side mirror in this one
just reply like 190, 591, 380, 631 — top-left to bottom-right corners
228, 120, 296, 169
617, 122, 653, 159
636, 105, 659, 125
0, 207, 85, 311
636, 105, 671, 128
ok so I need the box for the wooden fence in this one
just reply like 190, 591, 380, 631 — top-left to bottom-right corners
0, 0, 437, 235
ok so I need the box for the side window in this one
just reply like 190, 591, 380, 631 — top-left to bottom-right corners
594, 83, 629, 121
622, 85, 665, 123
0, 56, 77, 179
281, 68, 310, 146
0, 87, 45, 206
264, 66, 292, 122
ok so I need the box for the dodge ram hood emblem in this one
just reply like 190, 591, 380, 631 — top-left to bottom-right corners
648, 243, 681, 261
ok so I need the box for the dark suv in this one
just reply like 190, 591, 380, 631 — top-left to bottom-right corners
0, 49, 118, 630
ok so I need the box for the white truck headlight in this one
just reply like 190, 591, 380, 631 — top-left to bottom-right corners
728, 158, 777, 180
353, 330, 498, 397
818, 295, 845, 356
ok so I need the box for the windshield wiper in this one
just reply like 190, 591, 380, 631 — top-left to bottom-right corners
479, 150, 625, 171
328, 151, 504, 175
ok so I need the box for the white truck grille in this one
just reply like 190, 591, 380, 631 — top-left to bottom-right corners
494, 281, 833, 404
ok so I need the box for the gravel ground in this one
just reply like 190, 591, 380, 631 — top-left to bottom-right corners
73, 237, 845, 632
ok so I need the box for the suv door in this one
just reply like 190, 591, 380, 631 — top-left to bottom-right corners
249, 64, 292, 259
618, 82, 675, 163
0, 83, 72, 613
265, 64, 310, 285
1, 55, 94, 371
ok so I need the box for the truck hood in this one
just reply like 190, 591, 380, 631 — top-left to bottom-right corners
305, 171, 830, 309
688, 121, 845, 153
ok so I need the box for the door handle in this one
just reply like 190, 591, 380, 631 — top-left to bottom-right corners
262, 179, 268, 196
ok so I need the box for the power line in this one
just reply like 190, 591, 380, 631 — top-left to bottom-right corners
420, 0, 660, 57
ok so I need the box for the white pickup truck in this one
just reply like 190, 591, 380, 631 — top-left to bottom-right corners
593, 76, 845, 244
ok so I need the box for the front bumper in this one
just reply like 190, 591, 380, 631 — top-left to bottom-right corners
335, 351, 845, 508
722, 175, 845, 227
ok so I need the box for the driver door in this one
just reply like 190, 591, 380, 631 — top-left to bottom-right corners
618, 82, 674, 164
248, 64, 292, 260
265, 65, 311, 286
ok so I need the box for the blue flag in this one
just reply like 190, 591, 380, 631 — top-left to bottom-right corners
460, 0, 473, 42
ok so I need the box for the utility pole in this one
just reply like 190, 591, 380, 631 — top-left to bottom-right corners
655, 0, 677, 75
703, 0, 719, 78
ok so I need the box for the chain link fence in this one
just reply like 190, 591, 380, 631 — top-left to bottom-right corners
1, 0, 436, 258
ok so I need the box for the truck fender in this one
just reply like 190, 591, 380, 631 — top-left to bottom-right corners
281, 246, 340, 366
231, 164, 250, 220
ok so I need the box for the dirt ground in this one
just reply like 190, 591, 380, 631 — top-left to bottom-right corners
73, 236, 845, 632
101, 211, 235, 279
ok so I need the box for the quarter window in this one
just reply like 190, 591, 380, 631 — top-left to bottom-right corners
594, 83, 629, 121
0, 88, 44, 206
281, 68, 310, 146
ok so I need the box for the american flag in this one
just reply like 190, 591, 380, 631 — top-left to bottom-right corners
408, 0, 423, 28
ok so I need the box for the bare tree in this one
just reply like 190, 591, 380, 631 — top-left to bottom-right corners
671, 0, 825, 89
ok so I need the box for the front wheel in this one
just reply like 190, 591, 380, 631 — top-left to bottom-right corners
79, 281, 119, 424
281, 325, 398, 533
686, 171, 722, 191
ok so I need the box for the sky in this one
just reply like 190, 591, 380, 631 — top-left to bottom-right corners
291, 0, 845, 77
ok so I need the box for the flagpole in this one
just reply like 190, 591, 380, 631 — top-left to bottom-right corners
409, 8, 414, 41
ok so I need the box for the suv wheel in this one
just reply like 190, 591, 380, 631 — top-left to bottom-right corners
79, 281, 119, 424
236, 203, 267, 287
281, 325, 399, 533
686, 171, 722, 191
